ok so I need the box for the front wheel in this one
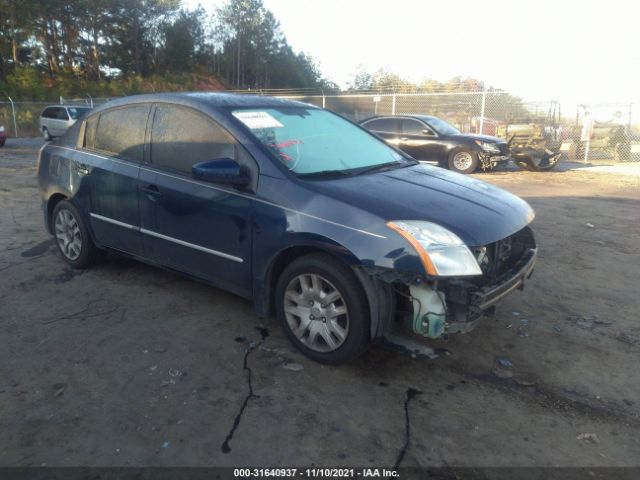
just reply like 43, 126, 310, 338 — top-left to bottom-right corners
275, 253, 370, 364
43, 127, 51, 141
52, 200, 101, 269
448, 149, 478, 174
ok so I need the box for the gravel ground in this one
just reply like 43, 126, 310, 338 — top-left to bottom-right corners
1, 138, 639, 470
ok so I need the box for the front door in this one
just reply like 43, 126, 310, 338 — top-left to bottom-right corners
139, 104, 254, 297
400, 118, 441, 162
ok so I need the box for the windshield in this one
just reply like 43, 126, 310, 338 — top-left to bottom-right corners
425, 117, 460, 135
231, 107, 410, 175
68, 107, 91, 120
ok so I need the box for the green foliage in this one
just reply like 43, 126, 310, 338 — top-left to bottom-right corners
0, 0, 331, 97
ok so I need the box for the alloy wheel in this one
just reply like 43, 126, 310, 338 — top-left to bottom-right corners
54, 208, 82, 261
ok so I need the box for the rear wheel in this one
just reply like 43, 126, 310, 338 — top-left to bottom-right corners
43, 127, 51, 141
448, 149, 478, 174
52, 200, 100, 269
275, 253, 370, 364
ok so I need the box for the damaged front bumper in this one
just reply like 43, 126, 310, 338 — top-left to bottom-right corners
478, 152, 511, 170
358, 226, 537, 358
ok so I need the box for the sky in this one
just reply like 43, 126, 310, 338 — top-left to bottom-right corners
186, 0, 639, 117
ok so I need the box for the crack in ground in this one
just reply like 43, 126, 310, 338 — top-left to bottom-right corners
221, 326, 269, 454
42, 299, 120, 325
393, 387, 422, 469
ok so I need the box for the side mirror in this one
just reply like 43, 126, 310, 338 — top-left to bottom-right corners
422, 129, 435, 136
192, 158, 250, 186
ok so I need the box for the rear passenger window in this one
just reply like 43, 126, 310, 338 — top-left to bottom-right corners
92, 106, 150, 162
42, 107, 57, 119
149, 105, 239, 175
364, 117, 400, 133
57, 109, 70, 120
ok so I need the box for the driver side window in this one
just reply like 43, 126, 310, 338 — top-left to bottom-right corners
149, 105, 241, 175
402, 119, 432, 136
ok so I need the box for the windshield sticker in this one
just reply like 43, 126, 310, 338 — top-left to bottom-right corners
233, 111, 284, 129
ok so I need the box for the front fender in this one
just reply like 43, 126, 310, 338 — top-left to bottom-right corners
250, 192, 426, 320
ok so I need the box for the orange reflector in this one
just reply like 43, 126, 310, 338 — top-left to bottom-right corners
387, 222, 437, 276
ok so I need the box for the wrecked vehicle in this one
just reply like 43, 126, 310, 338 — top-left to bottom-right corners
496, 123, 562, 171
496, 102, 563, 171
37, 93, 537, 364
360, 115, 512, 174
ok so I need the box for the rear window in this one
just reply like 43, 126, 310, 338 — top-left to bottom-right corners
90, 106, 150, 162
42, 107, 59, 119
363, 117, 400, 133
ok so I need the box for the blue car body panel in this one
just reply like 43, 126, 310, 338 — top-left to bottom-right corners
37, 92, 535, 321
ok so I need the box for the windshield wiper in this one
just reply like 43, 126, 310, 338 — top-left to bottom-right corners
297, 160, 414, 179
349, 160, 413, 176
296, 169, 353, 179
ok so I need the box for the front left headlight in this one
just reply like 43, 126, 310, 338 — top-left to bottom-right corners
475, 140, 501, 153
387, 221, 482, 277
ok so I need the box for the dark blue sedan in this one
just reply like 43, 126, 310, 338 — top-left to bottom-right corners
37, 93, 537, 363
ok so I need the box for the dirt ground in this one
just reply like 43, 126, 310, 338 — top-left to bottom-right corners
1, 138, 639, 470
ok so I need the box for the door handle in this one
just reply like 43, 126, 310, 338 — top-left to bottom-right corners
399, 137, 409, 142
141, 184, 162, 198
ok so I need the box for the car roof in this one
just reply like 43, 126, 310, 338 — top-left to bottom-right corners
89, 92, 314, 114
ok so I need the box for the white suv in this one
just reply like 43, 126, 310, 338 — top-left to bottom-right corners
40, 105, 92, 140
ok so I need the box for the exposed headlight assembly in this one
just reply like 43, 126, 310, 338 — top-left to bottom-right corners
387, 221, 482, 277
475, 140, 501, 153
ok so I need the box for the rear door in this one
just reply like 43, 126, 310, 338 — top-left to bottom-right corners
362, 117, 402, 147
53, 107, 70, 136
83, 105, 151, 256
41, 107, 56, 133
139, 104, 254, 296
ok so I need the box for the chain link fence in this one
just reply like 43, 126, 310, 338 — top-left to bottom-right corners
1, 90, 637, 162
0, 97, 113, 138
275, 91, 638, 163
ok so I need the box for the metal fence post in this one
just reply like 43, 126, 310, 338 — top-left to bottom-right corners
7, 96, 18, 137
86, 94, 93, 108
391, 93, 396, 115
478, 88, 487, 134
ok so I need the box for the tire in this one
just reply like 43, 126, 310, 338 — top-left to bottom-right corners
513, 151, 561, 172
43, 127, 51, 141
275, 253, 370, 364
447, 149, 478, 174
52, 200, 101, 269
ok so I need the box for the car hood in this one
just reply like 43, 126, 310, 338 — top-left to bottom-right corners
303, 164, 534, 246
450, 133, 506, 144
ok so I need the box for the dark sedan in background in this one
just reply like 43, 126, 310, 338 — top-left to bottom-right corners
37, 93, 536, 363
360, 115, 511, 174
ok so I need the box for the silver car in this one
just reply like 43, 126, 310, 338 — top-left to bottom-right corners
40, 105, 92, 140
